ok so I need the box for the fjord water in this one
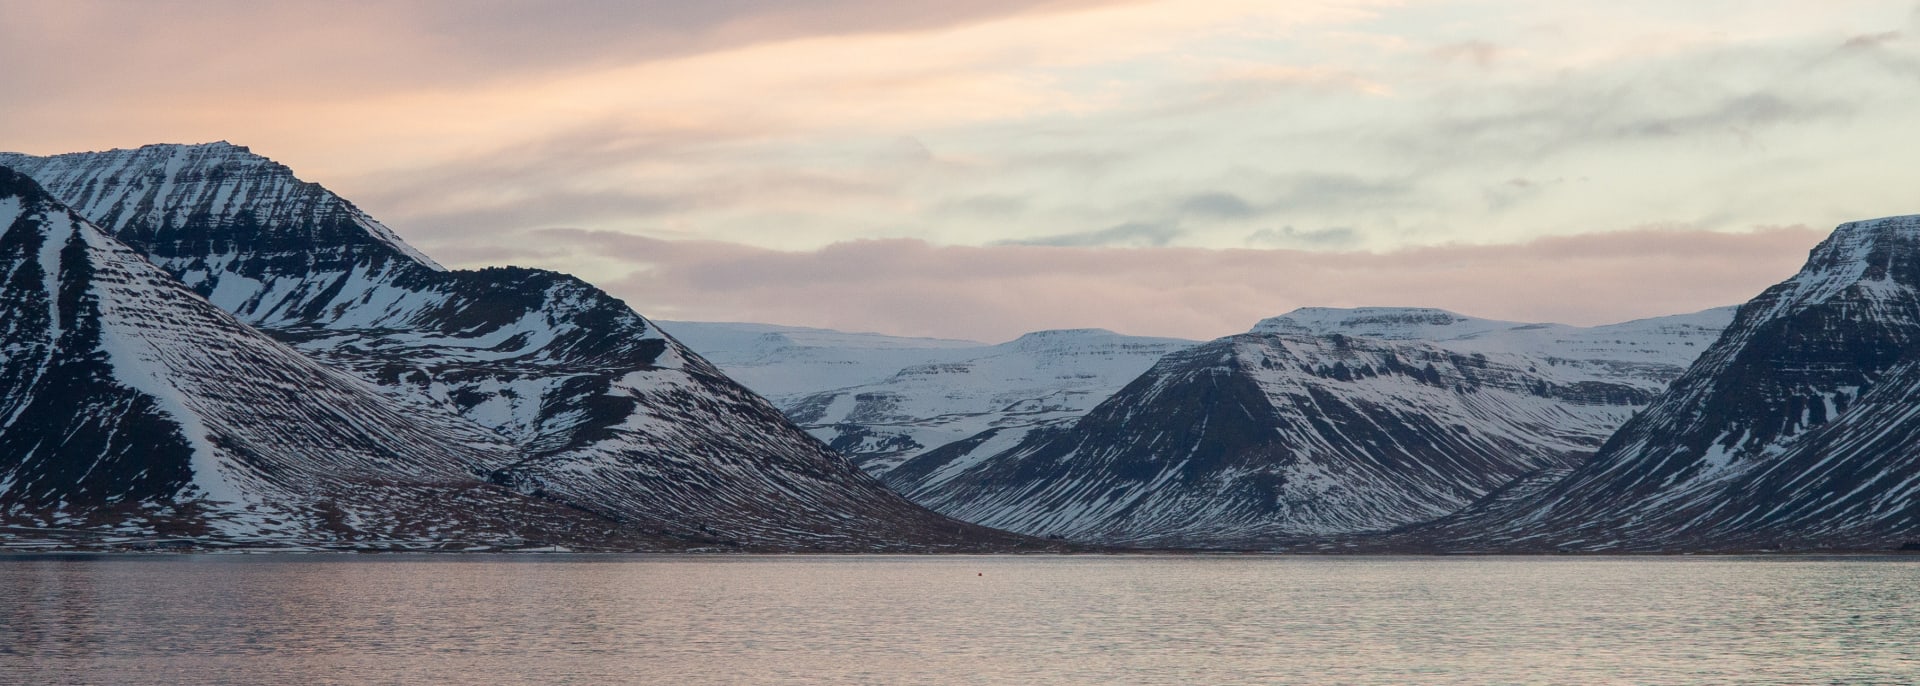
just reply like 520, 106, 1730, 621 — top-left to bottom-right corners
3, 555, 1916, 684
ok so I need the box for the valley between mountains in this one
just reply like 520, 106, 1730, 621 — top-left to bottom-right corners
2, 142, 1916, 553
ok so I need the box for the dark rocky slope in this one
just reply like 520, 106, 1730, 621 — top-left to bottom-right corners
0, 167, 688, 550
1407, 216, 1920, 552
0, 144, 1029, 551
884, 309, 1729, 546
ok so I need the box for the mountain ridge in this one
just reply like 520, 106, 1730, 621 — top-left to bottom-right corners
0, 166, 691, 550
876, 306, 1733, 545
1, 143, 1032, 551
676, 324, 1198, 476
1403, 214, 1920, 551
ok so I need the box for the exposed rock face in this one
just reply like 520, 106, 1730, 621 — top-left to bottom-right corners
880, 308, 1731, 546
1418, 216, 1920, 551
0, 144, 1029, 551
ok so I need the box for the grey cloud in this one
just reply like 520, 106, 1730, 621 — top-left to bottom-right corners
415, 241, 574, 267
1062, 176, 1418, 248
1841, 31, 1903, 50
1644, 93, 1847, 137
1169, 176, 1415, 222
868, 136, 937, 169
345, 121, 744, 210
1431, 41, 1501, 68
1178, 192, 1256, 218
1820, 22, 1920, 78
1245, 226, 1362, 247
405, 0, 1134, 71
1366, 29, 1920, 173
989, 146, 1138, 176
933, 194, 1031, 217
1001, 221, 1182, 247
1268, 174, 1415, 210
1151, 67, 1383, 116
340, 121, 901, 243
381, 163, 896, 242
533, 224, 1827, 342
1481, 176, 1570, 212
1395, 81, 1857, 167
393, 190, 701, 244
980, 174, 1409, 249
0, 1, 1138, 100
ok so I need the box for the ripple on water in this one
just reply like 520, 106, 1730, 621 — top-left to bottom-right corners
2, 554, 1918, 685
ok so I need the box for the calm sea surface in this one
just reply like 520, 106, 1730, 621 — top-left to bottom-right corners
2, 554, 1917, 685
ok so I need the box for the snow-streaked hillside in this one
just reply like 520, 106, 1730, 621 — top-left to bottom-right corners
656, 321, 985, 398
885, 307, 1732, 546
1414, 215, 1920, 551
672, 323, 1197, 475
1255, 306, 1735, 384
1, 144, 1031, 551
0, 167, 667, 550
1252, 307, 1528, 340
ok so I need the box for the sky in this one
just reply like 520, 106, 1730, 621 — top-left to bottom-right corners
3, 0, 1916, 341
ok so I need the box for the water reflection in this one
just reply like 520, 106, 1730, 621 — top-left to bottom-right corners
2, 555, 1917, 684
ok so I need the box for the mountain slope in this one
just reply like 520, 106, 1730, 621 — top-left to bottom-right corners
0, 167, 683, 550
656, 321, 986, 399
670, 323, 1197, 475
884, 307, 1731, 546
2, 143, 1024, 551
1420, 216, 1920, 551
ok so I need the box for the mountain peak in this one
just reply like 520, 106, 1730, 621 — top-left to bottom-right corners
1746, 214, 1920, 323
1422, 214, 1920, 551
0, 143, 446, 272
5, 143, 1029, 552
1812, 214, 1920, 266
1832, 212, 1920, 233
139, 140, 250, 154
1001, 328, 1197, 354
0, 181, 557, 541
1009, 328, 1120, 342
7, 140, 262, 169
0, 166, 53, 203
1251, 306, 1520, 340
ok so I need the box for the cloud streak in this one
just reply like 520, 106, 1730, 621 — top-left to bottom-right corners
1000, 221, 1183, 247
509, 225, 1827, 341
4, 0, 1915, 339
0, 0, 1142, 100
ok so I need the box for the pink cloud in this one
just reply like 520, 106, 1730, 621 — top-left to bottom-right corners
531, 225, 1829, 342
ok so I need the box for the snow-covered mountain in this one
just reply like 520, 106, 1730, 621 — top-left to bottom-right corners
0, 167, 670, 550
0, 143, 1030, 551
882, 306, 1733, 546
656, 321, 987, 399
668, 323, 1197, 475
1251, 307, 1528, 340
1415, 216, 1920, 552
